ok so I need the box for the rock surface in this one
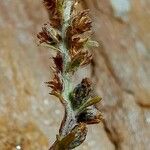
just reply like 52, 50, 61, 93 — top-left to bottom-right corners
0, 0, 149, 150
83, 0, 150, 149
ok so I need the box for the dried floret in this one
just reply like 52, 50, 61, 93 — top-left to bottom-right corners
37, 23, 61, 45
46, 73, 63, 94
43, 0, 63, 28
77, 107, 103, 124
53, 52, 63, 73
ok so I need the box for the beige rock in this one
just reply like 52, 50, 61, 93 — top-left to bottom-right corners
83, 0, 150, 149
0, 0, 149, 150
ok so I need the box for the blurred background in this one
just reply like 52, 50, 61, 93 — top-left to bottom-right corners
0, 0, 150, 150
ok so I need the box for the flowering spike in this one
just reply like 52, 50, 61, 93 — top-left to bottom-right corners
37, 0, 103, 149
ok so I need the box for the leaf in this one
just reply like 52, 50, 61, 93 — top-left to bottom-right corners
76, 96, 102, 114
68, 123, 88, 149
58, 133, 75, 149
50, 123, 87, 150
49, 133, 75, 150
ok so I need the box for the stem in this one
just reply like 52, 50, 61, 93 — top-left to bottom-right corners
58, 0, 76, 137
